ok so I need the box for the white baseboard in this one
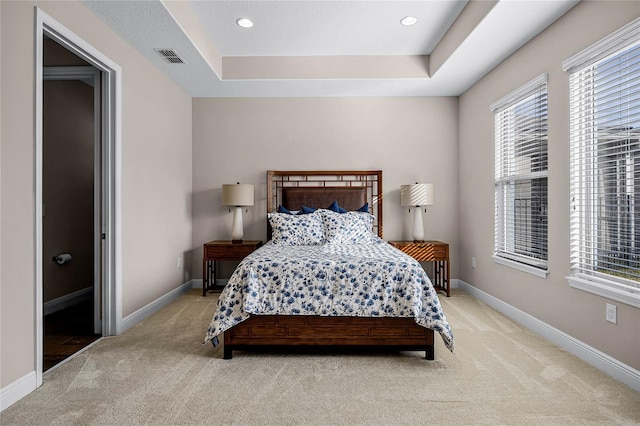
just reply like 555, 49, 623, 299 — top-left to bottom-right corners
0, 371, 36, 411
121, 280, 194, 333
43, 286, 93, 316
458, 280, 640, 393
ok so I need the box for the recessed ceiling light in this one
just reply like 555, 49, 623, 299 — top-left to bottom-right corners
236, 18, 253, 28
400, 16, 418, 26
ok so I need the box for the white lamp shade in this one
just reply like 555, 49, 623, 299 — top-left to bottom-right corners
222, 183, 254, 207
400, 183, 434, 207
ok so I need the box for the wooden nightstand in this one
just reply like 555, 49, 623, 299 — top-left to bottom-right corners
202, 240, 263, 296
389, 241, 450, 297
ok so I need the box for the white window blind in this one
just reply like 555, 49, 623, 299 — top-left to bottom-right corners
566, 18, 640, 306
492, 74, 548, 271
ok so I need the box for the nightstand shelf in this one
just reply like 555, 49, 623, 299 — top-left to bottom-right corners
202, 240, 263, 296
389, 240, 450, 297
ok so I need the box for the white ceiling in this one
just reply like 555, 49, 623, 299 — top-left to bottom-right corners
192, 1, 466, 56
81, 0, 579, 97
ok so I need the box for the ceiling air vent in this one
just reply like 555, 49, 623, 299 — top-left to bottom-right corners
154, 48, 185, 64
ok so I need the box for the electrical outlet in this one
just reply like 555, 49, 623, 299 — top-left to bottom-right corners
177, 256, 182, 269
606, 303, 617, 324
471, 257, 476, 268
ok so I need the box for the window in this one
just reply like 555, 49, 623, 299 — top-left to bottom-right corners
564, 18, 640, 307
491, 74, 549, 277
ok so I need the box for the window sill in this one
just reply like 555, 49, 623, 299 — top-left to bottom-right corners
492, 255, 548, 278
567, 275, 640, 309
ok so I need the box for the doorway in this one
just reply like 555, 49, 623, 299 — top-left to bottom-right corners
35, 7, 122, 387
42, 38, 102, 371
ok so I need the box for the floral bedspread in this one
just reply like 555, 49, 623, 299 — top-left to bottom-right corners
203, 239, 454, 352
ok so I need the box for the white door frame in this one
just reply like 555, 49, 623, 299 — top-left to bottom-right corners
35, 8, 122, 387
43, 66, 102, 335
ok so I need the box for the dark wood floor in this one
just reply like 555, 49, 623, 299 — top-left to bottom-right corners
44, 299, 101, 371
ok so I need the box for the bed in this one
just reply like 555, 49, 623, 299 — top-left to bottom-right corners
204, 170, 454, 360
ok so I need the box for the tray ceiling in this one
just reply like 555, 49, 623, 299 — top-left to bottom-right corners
82, 0, 579, 97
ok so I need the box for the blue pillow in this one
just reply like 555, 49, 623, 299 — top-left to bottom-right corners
356, 202, 369, 213
299, 205, 316, 214
278, 205, 295, 215
327, 200, 348, 213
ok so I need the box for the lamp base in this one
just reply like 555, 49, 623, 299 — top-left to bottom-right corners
230, 206, 244, 242
412, 208, 425, 241
231, 239, 243, 244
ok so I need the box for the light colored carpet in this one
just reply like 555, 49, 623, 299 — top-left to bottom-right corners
2, 289, 639, 425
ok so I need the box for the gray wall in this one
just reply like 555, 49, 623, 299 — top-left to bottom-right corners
0, 0, 193, 388
43, 79, 94, 302
458, 0, 640, 370
42, 40, 96, 303
191, 97, 460, 279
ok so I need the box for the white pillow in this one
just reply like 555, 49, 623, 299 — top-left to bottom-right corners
268, 211, 325, 245
320, 209, 376, 244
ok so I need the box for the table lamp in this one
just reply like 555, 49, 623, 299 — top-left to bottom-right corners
400, 183, 434, 242
222, 182, 254, 243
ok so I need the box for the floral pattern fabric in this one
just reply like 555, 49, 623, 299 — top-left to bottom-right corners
204, 238, 454, 352
268, 211, 325, 245
321, 210, 377, 245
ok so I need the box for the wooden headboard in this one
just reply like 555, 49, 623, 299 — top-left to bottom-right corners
267, 170, 383, 238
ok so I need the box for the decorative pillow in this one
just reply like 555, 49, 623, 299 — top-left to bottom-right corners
320, 209, 376, 244
278, 205, 296, 214
326, 200, 368, 213
356, 202, 369, 213
327, 200, 348, 213
300, 205, 316, 214
268, 211, 324, 245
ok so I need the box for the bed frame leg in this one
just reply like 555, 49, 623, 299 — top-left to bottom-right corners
425, 345, 434, 361
223, 346, 232, 360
